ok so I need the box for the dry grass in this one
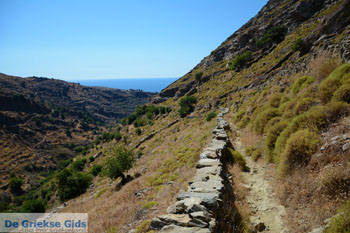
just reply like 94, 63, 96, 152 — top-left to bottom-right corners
61, 113, 215, 232
308, 52, 342, 81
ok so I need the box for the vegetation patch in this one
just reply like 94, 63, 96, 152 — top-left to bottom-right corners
230, 51, 253, 70
227, 148, 246, 169
278, 129, 320, 176
206, 111, 217, 122
325, 201, 350, 233
178, 96, 197, 118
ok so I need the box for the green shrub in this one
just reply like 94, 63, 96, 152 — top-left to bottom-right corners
134, 118, 146, 127
268, 94, 283, 108
127, 113, 138, 125
253, 108, 280, 135
325, 201, 350, 233
104, 147, 134, 180
244, 146, 255, 157
279, 129, 320, 175
56, 169, 92, 201
237, 116, 250, 129
234, 108, 246, 123
206, 112, 217, 121
57, 158, 72, 170
264, 116, 281, 133
265, 121, 288, 162
318, 64, 350, 103
135, 220, 151, 233
293, 97, 316, 115
10, 176, 23, 194
230, 51, 253, 70
142, 201, 159, 210
71, 158, 87, 171
292, 38, 306, 52
251, 149, 262, 161
227, 148, 246, 169
22, 199, 46, 213
256, 25, 287, 48
91, 165, 103, 176
178, 96, 197, 118
292, 76, 315, 95
333, 85, 350, 103
114, 131, 122, 141
136, 128, 142, 135
195, 72, 203, 82
88, 156, 94, 163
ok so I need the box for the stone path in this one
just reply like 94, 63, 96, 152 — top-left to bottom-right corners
232, 127, 289, 233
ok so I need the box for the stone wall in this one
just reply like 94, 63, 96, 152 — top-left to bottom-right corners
150, 108, 240, 233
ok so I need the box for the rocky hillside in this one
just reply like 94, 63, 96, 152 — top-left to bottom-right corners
0, 73, 153, 193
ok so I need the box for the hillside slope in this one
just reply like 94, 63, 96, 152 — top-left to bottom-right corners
0, 73, 153, 193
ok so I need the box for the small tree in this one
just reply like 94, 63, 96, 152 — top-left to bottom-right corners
104, 147, 134, 182
10, 176, 23, 194
178, 96, 197, 118
195, 72, 203, 82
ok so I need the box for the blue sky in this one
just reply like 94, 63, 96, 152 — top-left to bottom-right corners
0, 0, 267, 80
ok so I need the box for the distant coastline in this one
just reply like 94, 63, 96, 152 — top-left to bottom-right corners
70, 78, 178, 93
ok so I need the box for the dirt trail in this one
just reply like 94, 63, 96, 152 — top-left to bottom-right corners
232, 128, 289, 233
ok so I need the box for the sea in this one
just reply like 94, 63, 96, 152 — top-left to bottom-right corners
70, 78, 178, 93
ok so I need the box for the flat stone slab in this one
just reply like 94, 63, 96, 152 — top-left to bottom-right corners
167, 197, 207, 214
159, 225, 211, 233
196, 159, 221, 168
151, 214, 209, 229
189, 180, 224, 193
177, 192, 221, 210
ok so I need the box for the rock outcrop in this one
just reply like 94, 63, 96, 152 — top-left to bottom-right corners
150, 108, 239, 233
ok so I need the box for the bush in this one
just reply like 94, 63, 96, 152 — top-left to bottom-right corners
230, 51, 253, 70
292, 38, 306, 52
251, 149, 262, 161
91, 165, 103, 176
114, 131, 122, 141
71, 158, 87, 171
245, 146, 255, 157
206, 112, 217, 121
56, 169, 92, 201
293, 97, 316, 115
256, 25, 287, 48
292, 76, 315, 95
253, 108, 280, 135
178, 96, 197, 118
278, 129, 320, 175
195, 71, 203, 82
325, 201, 350, 233
318, 64, 350, 103
104, 147, 135, 180
309, 53, 342, 80
136, 128, 142, 135
333, 85, 350, 103
133, 118, 146, 127
237, 116, 250, 129
22, 199, 46, 213
227, 148, 246, 169
57, 158, 72, 170
264, 121, 288, 162
10, 176, 23, 194
268, 94, 283, 108
320, 165, 350, 198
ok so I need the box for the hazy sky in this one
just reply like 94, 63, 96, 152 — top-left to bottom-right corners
0, 0, 268, 80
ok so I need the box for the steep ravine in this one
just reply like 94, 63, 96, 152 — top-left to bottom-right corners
231, 126, 289, 233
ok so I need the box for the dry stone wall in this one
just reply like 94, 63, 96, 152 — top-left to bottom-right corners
150, 108, 240, 233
